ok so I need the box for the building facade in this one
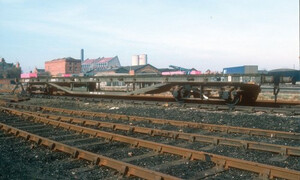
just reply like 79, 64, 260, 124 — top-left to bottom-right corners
81, 56, 121, 74
45, 57, 81, 76
223, 65, 258, 74
0, 58, 21, 78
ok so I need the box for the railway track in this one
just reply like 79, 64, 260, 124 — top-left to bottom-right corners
3, 106, 300, 157
5, 103, 299, 140
0, 108, 300, 179
0, 116, 178, 179
30, 94, 300, 115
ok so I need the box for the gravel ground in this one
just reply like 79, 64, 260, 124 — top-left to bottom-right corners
19, 98, 300, 148
0, 131, 115, 179
23, 98, 300, 133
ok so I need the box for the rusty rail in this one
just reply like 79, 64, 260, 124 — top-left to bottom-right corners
0, 122, 179, 180
12, 108, 300, 157
6, 103, 300, 140
2, 107, 300, 180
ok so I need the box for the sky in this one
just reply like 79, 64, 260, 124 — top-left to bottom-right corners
0, 0, 299, 73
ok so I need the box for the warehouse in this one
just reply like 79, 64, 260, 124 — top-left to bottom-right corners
223, 65, 258, 74
45, 57, 81, 76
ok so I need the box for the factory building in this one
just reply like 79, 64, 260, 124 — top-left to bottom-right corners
223, 65, 258, 74
94, 64, 160, 76
81, 56, 121, 75
117, 64, 159, 75
131, 54, 148, 66
45, 57, 81, 76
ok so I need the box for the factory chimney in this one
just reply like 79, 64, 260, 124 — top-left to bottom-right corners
81, 49, 84, 62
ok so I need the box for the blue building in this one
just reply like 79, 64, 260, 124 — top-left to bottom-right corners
223, 65, 258, 74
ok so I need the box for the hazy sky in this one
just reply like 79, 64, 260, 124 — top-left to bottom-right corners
0, 0, 299, 73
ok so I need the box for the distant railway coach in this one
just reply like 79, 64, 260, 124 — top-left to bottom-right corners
268, 69, 300, 85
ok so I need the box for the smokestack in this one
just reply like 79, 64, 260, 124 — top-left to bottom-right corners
81, 49, 84, 62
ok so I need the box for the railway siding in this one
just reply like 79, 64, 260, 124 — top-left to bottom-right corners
4, 107, 300, 157
0, 122, 179, 180
5, 103, 299, 140
1, 108, 300, 180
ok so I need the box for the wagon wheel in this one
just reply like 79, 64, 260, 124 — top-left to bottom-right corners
225, 89, 241, 106
172, 86, 191, 102
180, 87, 191, 99
172, 86, 182, 102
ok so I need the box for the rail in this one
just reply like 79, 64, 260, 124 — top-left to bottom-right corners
1, 107, 300, 179
0, 122, 179, 180
6, 103, 299, 140
11, 107, 300, 157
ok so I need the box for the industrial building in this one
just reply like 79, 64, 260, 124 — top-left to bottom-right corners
45, 57, 81, 76
223, 65, 258, 74
131, 54, 148, 66
81, 56, 121, 74
94, 64, 160, 76
117, 64, 159, 75
21, 67, 48, 78
159, 66, 201, 75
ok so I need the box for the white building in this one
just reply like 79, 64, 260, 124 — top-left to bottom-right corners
81, 56, 121, 74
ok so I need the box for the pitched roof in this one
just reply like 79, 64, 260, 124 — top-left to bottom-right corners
47, 57, 80, 62
116, 64, 159, 73
158, 68, 179, 72
119, 65, 148, 71
82, 58, 96, 65
36, 68, 45, 73
82, 56, 117, 65
98, 57, 114, 63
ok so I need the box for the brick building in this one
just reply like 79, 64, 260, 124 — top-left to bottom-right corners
45, 57, 81, 76
81, 56, 121, 75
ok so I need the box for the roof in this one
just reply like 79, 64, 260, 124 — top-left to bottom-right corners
99, 57, 114, 63
223, 65, 258, 69
116, 64, 160, 74
47, 57, 80, 62
118, 65, 149, 71
82, 59, 96, 65
93, 68, 120, 72
269, 68, 298, 72
82, 56, 117, 65
159, 68, 183, 72
36, 68, 45, 73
